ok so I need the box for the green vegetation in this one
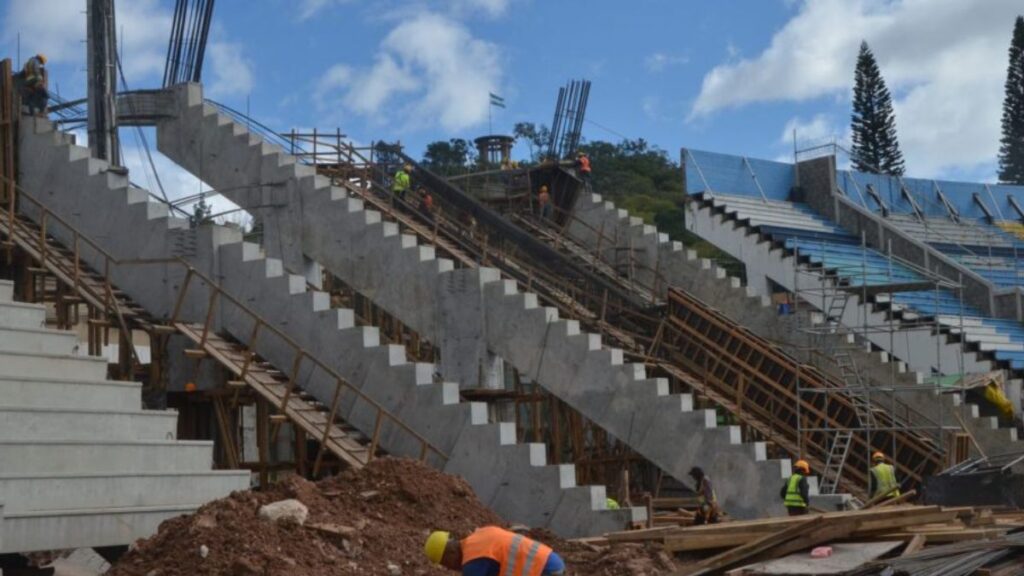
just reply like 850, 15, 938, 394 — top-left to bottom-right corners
577, 138, 745, 279
999, 16, 1024, 185
851, 41, 905, 176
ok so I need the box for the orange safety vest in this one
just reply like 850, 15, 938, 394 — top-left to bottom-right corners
461, 526, 553, 576
577, 156, 591, 173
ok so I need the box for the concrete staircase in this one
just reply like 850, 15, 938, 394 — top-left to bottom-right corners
0, 279, 250, 553
154, 83, 794, 519
16, 116, 642, 536
568, 191, 1020, 454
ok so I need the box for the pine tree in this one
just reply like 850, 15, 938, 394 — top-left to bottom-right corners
851, 41, 905, 176
999, 16, 1024, 185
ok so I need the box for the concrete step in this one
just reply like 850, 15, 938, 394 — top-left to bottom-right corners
0, 376, 142, 411
21, 90, 643, 537
1, 504, 198, 553
0, 406, 178, 441
0, 324, 80, 355
162, 95, 791, 518
0, 440, 216, 475
0, 349, 108, 381
0, 471, 250, 513
0, 301, 46, 330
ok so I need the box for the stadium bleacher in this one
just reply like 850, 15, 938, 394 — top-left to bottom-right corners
708, 192, 1024, 371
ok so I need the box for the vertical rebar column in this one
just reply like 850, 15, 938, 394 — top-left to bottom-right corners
87, 0, 120, 165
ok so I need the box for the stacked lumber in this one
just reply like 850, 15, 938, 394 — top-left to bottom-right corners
585, 505, 1024, 576
847, 531, 1024, 576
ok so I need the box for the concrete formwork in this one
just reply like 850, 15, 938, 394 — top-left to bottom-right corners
567, 191, 1019, 455
15, 113, 643, 537
153, 83, 794, 519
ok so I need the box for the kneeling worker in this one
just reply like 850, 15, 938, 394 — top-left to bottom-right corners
781, 459, 811, 516
689, 466, 720, 525
425, 526, 566, 575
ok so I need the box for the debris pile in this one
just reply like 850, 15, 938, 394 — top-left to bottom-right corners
593, 504, 1024, 576
108, 458, 679, 575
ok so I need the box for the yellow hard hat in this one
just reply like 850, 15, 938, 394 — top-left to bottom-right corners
872, 451, 885, 462
424, 531, 450, 565
539, 185, 548, 193
37, 53, 47, 64
794, 459, 810, 473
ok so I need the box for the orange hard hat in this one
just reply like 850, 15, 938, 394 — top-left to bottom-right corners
185, 382, 197, 393
794, 459, 810, 473
872, 451, 886, 462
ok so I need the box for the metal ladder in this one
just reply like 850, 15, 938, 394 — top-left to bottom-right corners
819, 350, 876, 496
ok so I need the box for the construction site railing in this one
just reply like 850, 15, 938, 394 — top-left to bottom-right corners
0, 176, 448, 467
664, 287, 946, 492
186, 105, 946, 495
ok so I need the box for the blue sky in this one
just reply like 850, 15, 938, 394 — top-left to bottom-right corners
2, 0, 1022, 205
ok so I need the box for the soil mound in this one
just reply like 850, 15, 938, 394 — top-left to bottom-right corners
110, 457, 678, 575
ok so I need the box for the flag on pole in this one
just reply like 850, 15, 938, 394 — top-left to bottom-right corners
489, 92, 506, 108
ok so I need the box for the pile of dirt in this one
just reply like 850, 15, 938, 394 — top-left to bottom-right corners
109, 457, 680, 575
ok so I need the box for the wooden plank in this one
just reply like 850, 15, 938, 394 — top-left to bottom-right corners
901, 534, 926, 556
672, 516, 823, 576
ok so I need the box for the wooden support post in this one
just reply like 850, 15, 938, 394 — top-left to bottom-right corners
212, 395, 240, 470
550, 395, 561, 465
295, 427, 307, 478
256, 397, 270, 487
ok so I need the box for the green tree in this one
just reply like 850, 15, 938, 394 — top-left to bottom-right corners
574, 138, 744, 279
513, 122, 550, 161
851, 41, 905, 176
999, 16, 1024, 185
422, 138, 475, 176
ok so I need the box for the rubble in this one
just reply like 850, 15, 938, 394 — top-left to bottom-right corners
108, 457, 679, 575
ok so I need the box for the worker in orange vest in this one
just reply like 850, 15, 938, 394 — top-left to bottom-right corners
537, 185, 552, 220
425, 526, 566, 575
575, 151, 592, 190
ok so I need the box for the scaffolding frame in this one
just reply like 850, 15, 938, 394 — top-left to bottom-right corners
789, 228, 972, 496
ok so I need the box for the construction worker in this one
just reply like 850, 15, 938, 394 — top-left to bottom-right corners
575, 151, 592, 190
18, 53, 49, 116
392, 164, 412, 201
424, 525, 566, 575
537, 185, 552, 220
417, 187, 434, 221
869, 451, 901, 500
781, 460, 811, 516
689, 466, 720, 525
982, 379, 1015, 426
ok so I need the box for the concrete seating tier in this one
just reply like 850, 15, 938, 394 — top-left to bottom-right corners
17, 112, 644, 537
707, 194, 1024, 376
0, 279, 250, 553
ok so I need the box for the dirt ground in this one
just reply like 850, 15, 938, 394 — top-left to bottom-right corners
108, 458, 681, 575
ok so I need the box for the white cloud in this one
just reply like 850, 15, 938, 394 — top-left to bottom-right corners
780, 114, 842, 146
451, 0, 514, 18
297, 0, 356, 22
1, 0, 171, 82
205, 42, 255, 99
318, 11, 501, 131
691, 0, 1021, 177
644, 52, 689, 73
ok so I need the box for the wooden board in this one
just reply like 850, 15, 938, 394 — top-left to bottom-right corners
728, 541, 904, 575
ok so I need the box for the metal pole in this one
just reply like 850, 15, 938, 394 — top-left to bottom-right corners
86, 0, 120, 165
